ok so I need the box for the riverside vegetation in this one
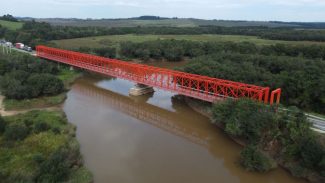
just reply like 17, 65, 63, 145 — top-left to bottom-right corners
0, 51, 92, 182
212, 99, 325, 183
173, 38, 325, 182
0, 51, 80, 110
0, 110, 92, 182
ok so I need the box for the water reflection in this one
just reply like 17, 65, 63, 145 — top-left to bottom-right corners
64, 76, 306, 183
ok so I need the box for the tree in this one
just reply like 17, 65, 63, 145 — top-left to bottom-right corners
37, 148, 70, 182
27, 74, 64, 96
298, 137, 325, 171
34, 121, 50, 134
0, 115, 6, 134
240, 145, 274, 172
93, 47, 116, 58
0, 14, 18, 22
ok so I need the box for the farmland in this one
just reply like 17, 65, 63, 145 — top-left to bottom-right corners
51, 34, 325, 49
0, 20, 23, 30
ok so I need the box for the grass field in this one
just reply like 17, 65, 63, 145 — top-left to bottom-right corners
0, 20, 23, 30
51, 34, 325, 49
3, 93, 66, 111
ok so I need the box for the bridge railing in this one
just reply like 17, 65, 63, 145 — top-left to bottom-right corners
36, 45, 281, 104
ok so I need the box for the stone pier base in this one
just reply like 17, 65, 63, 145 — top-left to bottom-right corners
129, 84, 154, 96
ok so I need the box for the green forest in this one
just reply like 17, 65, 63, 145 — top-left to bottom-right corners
180, 53, 325, 113
0, 52, 64, 100
117, 40, 325, 60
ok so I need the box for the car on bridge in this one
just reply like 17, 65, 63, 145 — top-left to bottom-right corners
23, 46, 32, 52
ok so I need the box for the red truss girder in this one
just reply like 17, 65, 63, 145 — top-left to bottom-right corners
36, 45, 280, 104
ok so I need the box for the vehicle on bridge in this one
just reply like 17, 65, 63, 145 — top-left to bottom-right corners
15, 42, 24, 49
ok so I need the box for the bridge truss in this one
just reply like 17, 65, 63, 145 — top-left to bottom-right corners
36, 45, 281, 104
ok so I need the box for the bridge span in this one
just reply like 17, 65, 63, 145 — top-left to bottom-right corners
36, 45, 281, 104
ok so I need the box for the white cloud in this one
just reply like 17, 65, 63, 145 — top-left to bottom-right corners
9, 0, 325, 7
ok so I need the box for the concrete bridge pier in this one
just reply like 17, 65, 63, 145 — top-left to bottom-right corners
129, 84, 154, 96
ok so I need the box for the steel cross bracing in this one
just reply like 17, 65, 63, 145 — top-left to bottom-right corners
36, 45, 281, 104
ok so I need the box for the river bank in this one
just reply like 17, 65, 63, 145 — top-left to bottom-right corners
185, 97, 325, 183
0, 110, 93, 182
0, 68, 93, 182
1, 69, 82, 112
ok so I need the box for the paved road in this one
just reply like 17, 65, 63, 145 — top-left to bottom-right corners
0, 44, 35, 55
306, 114, 325, 133
279, 108, 325, 133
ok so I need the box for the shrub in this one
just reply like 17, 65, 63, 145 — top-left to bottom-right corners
240, 145, 273, 172
4, 122, 29, 141
212, 99, 276, 143
298, 137, 325, 171
32, 153, 45, 164
93, 47, 116, 58
51, 127, 61, 134
37, 148, 70, 182
34, 122, 50, 133
27, 73, 64, 96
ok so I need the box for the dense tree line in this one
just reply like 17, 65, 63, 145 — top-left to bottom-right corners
69, 25, 325, 42
212, 99, 325, 181
120, 40, 188, 61
0, 14, 18, 22
118, 40, 325, 61
180, 53, 325, 113
0, 52, 64, 100
0, 20, 116, 48
3, 18, 325, 49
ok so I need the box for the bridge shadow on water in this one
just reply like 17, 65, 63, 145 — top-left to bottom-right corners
65, 76, 306, 183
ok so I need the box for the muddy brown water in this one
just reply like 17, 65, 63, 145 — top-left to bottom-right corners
63, 75, 307, 183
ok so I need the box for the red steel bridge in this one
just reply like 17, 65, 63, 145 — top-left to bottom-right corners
36, 45, 281, 104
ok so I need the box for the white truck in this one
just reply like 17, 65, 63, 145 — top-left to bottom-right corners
15, 43, 24, 49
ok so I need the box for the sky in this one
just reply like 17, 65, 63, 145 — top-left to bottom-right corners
1, 0, 325, 22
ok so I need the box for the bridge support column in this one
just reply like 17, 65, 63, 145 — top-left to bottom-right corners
129, 84, 154, 96
70, 66, 74, 71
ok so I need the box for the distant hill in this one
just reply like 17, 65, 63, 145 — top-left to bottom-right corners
128, 16, 169, 20
17, 16, 325, 28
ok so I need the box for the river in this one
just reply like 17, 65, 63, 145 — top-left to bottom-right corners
63, 74, 307, 183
